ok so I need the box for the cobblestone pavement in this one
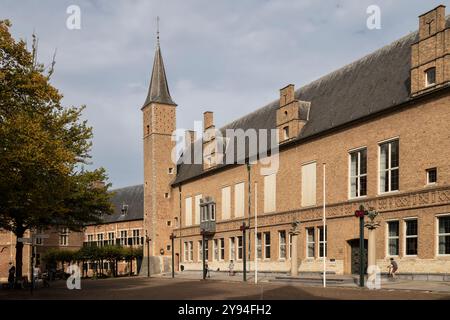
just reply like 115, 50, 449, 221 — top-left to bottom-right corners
1, 276, 449, 300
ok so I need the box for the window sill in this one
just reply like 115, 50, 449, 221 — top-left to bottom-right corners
378, 190, 399, 196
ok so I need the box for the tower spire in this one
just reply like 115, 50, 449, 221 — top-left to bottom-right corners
143, 17, 176, 108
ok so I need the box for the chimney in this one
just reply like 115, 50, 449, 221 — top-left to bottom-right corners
202, 111, 216, 170
184, 130, 197, 148
203, 111, 214, 130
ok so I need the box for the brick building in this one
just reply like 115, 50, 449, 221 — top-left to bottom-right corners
142, 5, 450, 277
83, 184, 144, 276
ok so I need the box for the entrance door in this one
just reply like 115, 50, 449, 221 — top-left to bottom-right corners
349, 239, 368, 274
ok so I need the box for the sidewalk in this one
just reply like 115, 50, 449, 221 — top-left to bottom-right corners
159, 271, 450, 293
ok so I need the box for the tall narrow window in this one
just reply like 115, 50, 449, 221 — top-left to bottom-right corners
279, 231, 286, 259
288, 233, 292, 259
120, 230, 127, 246
264, 174, 276, 213
318, 227, 327, 258
283, 126, 289, 140
132, 229, 140, 246
264, 232, 271, 259
184, 242, 188, 261
59, 228, 69, 246
306, 228, 315, 258
198, 240, 203, 261
301, 162, 317, 207
405, 219, 418, 256
237, 236, 243, 260
380, 140, 399, 193
189, 241, 193, 261
219, 238, 225, 261
230, 237, 236, 261
108, 232, 115, 245
97, 233, 103, 247
387, 221, 399, 256
350, 148, 367, 198
256, 233, 262, 260
213, 239, 219, 261
427, 168, 437, 185
438, 216, 450, 255
425, 67, 436, 87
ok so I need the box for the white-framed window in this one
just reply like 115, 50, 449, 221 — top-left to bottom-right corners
213, 239, 219, 261
301, 162, 317, 207
120, 230, 128, 246
237, 236, 243, 260
185, 197, 193, 227
425, 67, 436, 87
438, 216, 450, 255
194, 194, 202, 225
234, 182, 245, 218
426, 168, 437, 185
198, 240, 203, 261
349, 148, 367, 198
183, 242, 189, 262
263, 232, 271, 259
35, 228, 44, 246
264, 173, 276, 213
189, 241, 193, 261
318, 226, 327, 258
132, 229, 141, 246
97, 233, 104, 247
59, 227, 69, 246
288, 233, 292, 259
279, 230, 287, 260
256, 233, 262, 260
379, 139, 399, 193
221, 186, 231, 220
404, 219, 418, 256
387, 221, 399, 256
229, 237, 236, 261
107, 232, 115, 245
306, 227, 315, 258
87, 234, 94, 244
219, 238, 225, 261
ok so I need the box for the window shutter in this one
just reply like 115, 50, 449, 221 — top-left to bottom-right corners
221, 186, 231, 220
264, 174, 276, 213
185, 197, 193, 226
301, 162, 317, 207
194, 195, 202, 225
234, 182, 245, 218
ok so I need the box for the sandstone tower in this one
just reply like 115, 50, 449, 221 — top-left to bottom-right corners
141, 32, 177, 273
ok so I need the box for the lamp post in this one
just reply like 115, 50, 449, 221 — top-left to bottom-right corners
170, 233, 176, 278
354, 205, 366, 287
240, 222, 249, 282
201, 230, 206, 280
289, 221, 300, 277
145, 235, 151, 278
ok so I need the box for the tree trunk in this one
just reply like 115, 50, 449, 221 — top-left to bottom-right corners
14, 228, 25, 283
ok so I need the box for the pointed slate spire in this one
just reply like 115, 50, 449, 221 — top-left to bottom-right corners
143, 18, 176, 107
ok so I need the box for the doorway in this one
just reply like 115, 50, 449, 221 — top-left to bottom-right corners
348, 239, 368, 274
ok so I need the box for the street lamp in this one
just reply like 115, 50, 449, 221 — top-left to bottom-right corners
240, 222, 250, 282
145, 234, 151, 278
170, 233, 176, 278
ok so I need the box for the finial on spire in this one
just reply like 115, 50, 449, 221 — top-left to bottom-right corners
156, 16, 160, 47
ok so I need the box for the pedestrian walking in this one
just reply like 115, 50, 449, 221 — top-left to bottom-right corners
8, 263, 15, 289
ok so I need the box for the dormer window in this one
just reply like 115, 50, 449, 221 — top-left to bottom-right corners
121, 203, 129, 216
425, 67, 436, 87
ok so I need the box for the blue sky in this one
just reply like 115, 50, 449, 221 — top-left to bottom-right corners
1, 0, 447, 188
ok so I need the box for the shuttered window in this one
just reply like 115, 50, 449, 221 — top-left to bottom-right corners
234, 182, 245, 218
194, 194, 202, 225
301, 162, 317, 207
221, 186, 231, 220
185, 197, 192, 226
264, 173, 276, 213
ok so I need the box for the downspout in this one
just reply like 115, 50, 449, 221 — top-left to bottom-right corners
178, 184, 182, 267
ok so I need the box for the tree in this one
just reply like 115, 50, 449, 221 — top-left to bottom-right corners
0, 20, 113, 281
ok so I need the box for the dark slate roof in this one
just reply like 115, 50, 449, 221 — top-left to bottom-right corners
143, 44, 176, 107
173, 17, 450, 186
95, 185, 144, 224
